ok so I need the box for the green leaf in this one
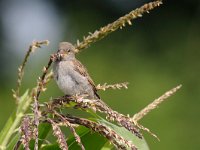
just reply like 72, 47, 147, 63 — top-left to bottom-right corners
41, 126, 108, 150
40, 117, 149, 150
100, 141, 114, 150
6, 133, 20, 150
68, 126, 107, 149
97, 118, 150, 150
0, 90, 31, 150
16, 90, 31, 115
0, 111, 16, 145
29, 123, 52, 149
40, 111, 149, 150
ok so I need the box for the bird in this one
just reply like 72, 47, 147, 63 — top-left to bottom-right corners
53, 42, 142, 138
53, 42, 100, 100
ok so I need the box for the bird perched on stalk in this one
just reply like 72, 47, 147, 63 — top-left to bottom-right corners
53, 42, 142, 139
53, 42, 100, 100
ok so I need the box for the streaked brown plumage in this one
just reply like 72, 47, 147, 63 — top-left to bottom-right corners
53, 42, 100, 99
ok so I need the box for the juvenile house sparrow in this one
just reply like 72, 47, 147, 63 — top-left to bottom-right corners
53, 43, 142, 138
53, 42, 100, 99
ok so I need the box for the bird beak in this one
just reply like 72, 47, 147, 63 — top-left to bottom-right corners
54, 50, 65, 61
57, 53, 62, 61
51, 53, 61, 62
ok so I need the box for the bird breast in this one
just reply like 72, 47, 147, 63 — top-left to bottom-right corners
53, 60, 94, 96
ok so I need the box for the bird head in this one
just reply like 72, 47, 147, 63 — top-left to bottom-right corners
56, 42, 76, 61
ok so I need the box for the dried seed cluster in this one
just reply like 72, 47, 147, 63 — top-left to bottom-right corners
75, 0, 162, 52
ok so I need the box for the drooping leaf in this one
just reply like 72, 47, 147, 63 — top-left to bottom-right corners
96, 117, 150, 150
40, 116, 149, 150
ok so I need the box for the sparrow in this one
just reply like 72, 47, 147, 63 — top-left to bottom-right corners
53, 42, 100, 99
53, 42, 142, 138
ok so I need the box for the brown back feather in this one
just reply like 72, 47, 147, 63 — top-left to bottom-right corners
72, 59, 100, 98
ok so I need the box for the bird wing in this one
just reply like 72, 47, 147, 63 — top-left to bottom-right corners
72, 59, 100, 98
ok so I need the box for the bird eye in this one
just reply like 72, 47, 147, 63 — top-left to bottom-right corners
67, 49, 70, 52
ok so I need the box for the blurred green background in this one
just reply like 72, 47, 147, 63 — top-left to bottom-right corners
0, 0, 200, 149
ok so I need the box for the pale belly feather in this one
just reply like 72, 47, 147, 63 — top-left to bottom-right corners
53, 61, 94, 97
